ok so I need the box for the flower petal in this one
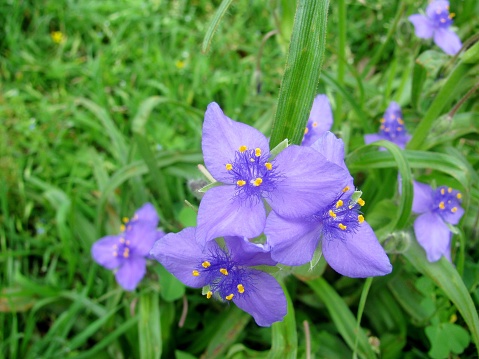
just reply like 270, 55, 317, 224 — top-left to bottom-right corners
414, 212, 451, 262
202, 102, 270, 182
196, 185, 266, 246
426, 0, 450, 19
434, 27, 462, 55
149, 227, 212, 287
265, 212, 321, 266
310, 131, 347, 170
364, 133, 384, 145
408, 14, 434, 39
440, 205, 464, 225
133, 202, 159, 225
322, 222, 392, 278
224, 236, 276, 267
266, 145, 350, 218
115, 256, 146, 291
233, 269, 287, 327
125, 224, 160, 256
412, 181, 434, 213
91, 235, 122, 270
302, 95, 333, 146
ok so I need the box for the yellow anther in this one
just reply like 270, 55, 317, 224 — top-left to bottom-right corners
122, 217, 129, 223
357, 198, 365, 207
336, 200, 344, 208
397, 127, 402, 131
239, 145, 247, 153
202, 261, 211, 268
441, 188, 445, 195
206, 291, 212, 299
448, 187, 453, 193
225, 163, 233, 171
451, 207, 458, 213
255, 148, 262, 157
236, 180, 246, 187
380, 118, 386, 123
119, 238, 125, 244
253, 178, 263, 187
457, 193, 462, 199
113, 251, 118, 257
384, 127, 390, 132
265, 162, 273, 170
123, 248, 130, 258
313, 122, 318, 127
439, 201, 445, 210
449, 12, 455, 19
225, 294, 234, 301
380, 125, 386, 130
120, 224, 126, 232
329, 210, 336, 218
440, 18, 446, 23
125, 240, 130, 245
358, 215, 365, 223
220, 268, 228, 276
391, 114, 396, 120
192, 270, 200, 277
342, 186, 350, 192
237, 284, 245, 294
397, 118, 404, 125
339, 223, 347, 230
304, 127, 309, 135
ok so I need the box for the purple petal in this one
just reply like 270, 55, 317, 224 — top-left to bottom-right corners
302, 95, 333, 146
133, 203, 159, 226
409, 14, 434, 39
393, 134, 411, 149
149, 227, 212, 287
265, 211, 321, 266
115, 256, 146, 291
196, 185, 266, 245
125, 224, 160, 256
322, 222, 392, 277
364, 133, 384, 145
414, 212, 451, 262
426, 0, 450, 19
202, 102, 270, 183
440, 205, 464, 225
310, 131, 347, 170
224, 237, 276, 267
266, 145, 350, 218
91, 235, 122, 270
434, 28, 462, 55
412, 181, 434, 213
233, 269, 287, 327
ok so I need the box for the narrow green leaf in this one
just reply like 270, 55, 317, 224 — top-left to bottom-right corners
139, 291, 162, 359
201, 0, 235, 54
353, 278, 373, 359
411, 60, 427, 110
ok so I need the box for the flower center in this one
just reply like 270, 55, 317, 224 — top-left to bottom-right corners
112, 237, 132, 259
380, 113, 406, 140
430, 5, 454, 28
433, 186, 461, 218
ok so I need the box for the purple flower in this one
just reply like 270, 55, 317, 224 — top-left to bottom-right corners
265, 132, 392, 278
149, 227, 287, 327
409, 0, 462, 55
197, 102, 350, 245
364, 102, 411, 149
412, 181, 464, 262
91, 203, 164, 291
301, 94, 333, 146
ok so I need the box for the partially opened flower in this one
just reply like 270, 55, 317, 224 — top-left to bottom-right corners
149, 227, 287, 327
412, 181, 464, 262
301, 94, 333, 146
197, 102, 350, 245
409, 0, 462, 55
364, 102, 411, 149
92, 203, 164, 291
265, 132, 392, 278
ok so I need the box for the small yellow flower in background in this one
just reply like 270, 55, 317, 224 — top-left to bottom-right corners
51, 31, 65, 44
175, 60, 185, 69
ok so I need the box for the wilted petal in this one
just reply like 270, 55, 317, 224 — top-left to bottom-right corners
225, 236, 276, 267
414, 212, 451, 262
92, 235, 122, 270
233, 269, 287, 327
434, 27, 462, 55
412, 181, 434, 213
202, 102, 270, 182
409, 14, 434, 39
196, 185, 266, 245
322, 222, 392, 278
310, 131, 348, 170
115, 256, 146, 291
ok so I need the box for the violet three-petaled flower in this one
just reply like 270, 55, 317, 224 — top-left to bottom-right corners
412, 181, 464, 262
408, 0, 462, 55
91, 203, 164, 291
149, 227, 287, 327
196, 102, 350, 245
364, 102, 411, 150
301, 94, 333, 146
265, 132, 392, 278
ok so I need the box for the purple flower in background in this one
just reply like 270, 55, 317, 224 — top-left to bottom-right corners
409, 0, 462, 55
150, 227, 287, 327
92, 203, 164, 291
364, 102, 411, 149
301, 94, 333, 146
196, 102, 350, 245
412, 181, 464, 262
265, 132, 392, 278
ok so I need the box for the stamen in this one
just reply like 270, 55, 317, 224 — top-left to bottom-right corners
457, 193, 462, 199
123, 248, 130, 258
384, 128, 390, 132
338, 223, 347, 230
192, 270, 200, 276
358, 215, 365, 223
119, 238, 125, 244
329, 210, 336, 218
125, 240, 130, 245
439, 201, 445, 210
397, 118, 404, 125
342, 186, 350, 192
220, 268, 228, 276
448, 187, 452, 193
225, 163, 233, 171
206, 291, 212, 299
120, 224, 126, 232
122, 217, 129, 223
357, 198, 365, 206
449, 12, 455, 19
239, 145, 247, 153
313, 122, 318, 127
380, 118, 385, 123
441, 188, 445, 195
336, 200, 344, 208
113, 251, 118, 257
255, 148, 261, 157
265, 162, 273, 170
225, 294, 234, 301
202, 261, 211, 268
237, 284, 245, 294
397, 127, 402, 131
236, 180, 246, 187
451, 207, 458, 213
440, 18, 446, 23
380, 125, 386, 130
304, 127, 309, 135
253, 178, 263, 187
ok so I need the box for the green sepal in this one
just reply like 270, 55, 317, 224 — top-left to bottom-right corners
198, 181, 222, 193
269, 138, 289, 160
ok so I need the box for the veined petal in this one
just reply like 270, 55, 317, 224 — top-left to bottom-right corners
233, 269, 287, 327
412, 181, 434, 213
322, 222, 392, 278
224, 236, 276, 267
196, 185, 266, 246
115, 256, 146, 291
265, 212, 321, 266
434, 27, 462, 55
310, 131, 347, 170
202, 102, 270, 182
91, 235, 122, 270
414, 212, 451, 262
267, 145, 350, 218
149, 227, 212, 287
409, 14, 434, 39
